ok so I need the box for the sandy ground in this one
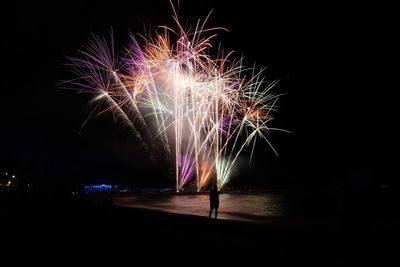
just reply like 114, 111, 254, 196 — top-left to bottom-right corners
1, 191, 398, 266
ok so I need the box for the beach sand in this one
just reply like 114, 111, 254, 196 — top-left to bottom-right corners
1, 192, 397, 266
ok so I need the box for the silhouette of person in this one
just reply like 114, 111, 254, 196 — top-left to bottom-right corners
209, 185, 220, 219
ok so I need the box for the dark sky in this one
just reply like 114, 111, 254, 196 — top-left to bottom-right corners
0, 1, 394, 187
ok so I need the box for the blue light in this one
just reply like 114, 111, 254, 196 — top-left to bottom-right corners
83, 184, 113, 192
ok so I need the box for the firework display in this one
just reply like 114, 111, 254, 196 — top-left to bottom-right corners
66, 4, 287, 192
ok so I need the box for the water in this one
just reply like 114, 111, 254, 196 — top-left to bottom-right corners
114, 192, 291, 223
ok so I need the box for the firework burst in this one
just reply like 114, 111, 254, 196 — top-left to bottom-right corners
64, 2, 288, 192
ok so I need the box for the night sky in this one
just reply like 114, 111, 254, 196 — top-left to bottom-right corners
0, 1, 393, 188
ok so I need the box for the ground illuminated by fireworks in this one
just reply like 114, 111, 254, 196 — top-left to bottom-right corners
65, 2, 288, 192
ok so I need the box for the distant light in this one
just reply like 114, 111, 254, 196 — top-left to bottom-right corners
7, 181, 11, 185
5, 172, 8, 175
12, 175, 15, 178
83, 184, 113, 192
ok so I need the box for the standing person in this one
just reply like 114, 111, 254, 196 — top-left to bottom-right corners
209, 185, 220, 219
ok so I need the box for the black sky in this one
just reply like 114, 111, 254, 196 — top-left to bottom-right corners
0, 0, 394, 187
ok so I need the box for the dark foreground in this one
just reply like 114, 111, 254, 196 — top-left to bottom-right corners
1, 191, 398, 266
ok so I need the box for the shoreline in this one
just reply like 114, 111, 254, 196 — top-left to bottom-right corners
2, 189, 397, 266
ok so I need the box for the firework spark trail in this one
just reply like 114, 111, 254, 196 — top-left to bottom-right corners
64, 3, 287, 192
